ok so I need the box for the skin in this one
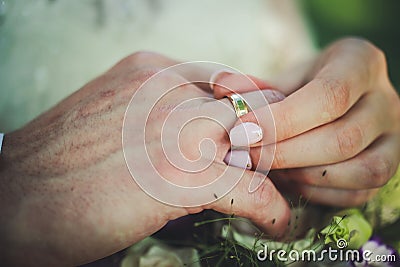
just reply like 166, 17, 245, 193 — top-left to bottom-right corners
212, 38, 400, 207
1, 38, 398, 266
0, 52, 290, 266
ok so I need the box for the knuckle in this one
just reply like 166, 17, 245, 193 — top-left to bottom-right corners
275, 106, 295, 141
355, 38, 386, 65
339, 38, 387, 76
338, 37, 378, 55
332, 123, 364, 159
110, 51, 162, 79
361, 41, 387, 75
348, 190, 376, 206
363, 155, 394, 188
119, 66, 175, 97
370, 46, 386, 67
272, 146, 287, 169
133, 67, 163, 84
124, 51, 160, 65
115, 51, 170, 73
316, 77, 351, 120
252, 178, 275, 212
339, 37, 372, 49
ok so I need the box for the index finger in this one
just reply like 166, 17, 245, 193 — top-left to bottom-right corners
238, 64, 368, 144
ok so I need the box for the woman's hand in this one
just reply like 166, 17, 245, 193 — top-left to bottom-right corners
0, 52, 290, 266
212, 38, 400, 207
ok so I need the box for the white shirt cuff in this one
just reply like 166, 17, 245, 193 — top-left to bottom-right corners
0, 133, 4, 154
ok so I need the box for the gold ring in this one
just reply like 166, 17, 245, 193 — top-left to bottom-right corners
227, 94, 249, 117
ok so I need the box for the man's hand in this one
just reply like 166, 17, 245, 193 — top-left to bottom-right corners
0, 52, 290, 266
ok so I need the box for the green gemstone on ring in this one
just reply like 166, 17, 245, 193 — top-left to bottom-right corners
237, 99, 246, 110
229, 94, 249, 117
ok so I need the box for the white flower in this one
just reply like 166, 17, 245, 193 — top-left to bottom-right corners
353, 238, 399, 267
121, 237, 200, 267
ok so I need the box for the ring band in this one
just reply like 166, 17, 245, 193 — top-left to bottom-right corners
227, 94, 249, 117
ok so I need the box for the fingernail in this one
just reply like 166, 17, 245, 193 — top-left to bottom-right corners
224, 150, 252, 169
262, 89, 286, 104
230, 122, 263, 146
248, 174, 266, 193
209, 69, 236, 90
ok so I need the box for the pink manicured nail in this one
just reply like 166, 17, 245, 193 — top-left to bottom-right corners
230, 122, 263, 146
224, 150, 252, 169
209, 69, 236, 90
262, 89, 286, 104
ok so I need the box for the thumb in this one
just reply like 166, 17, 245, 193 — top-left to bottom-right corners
206, 165, 291, 239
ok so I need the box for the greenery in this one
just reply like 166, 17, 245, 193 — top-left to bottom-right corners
301, 0, 400, 91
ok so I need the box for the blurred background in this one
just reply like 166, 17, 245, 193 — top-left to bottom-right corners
301, 0, 400, 92
1, 0, 399, 132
